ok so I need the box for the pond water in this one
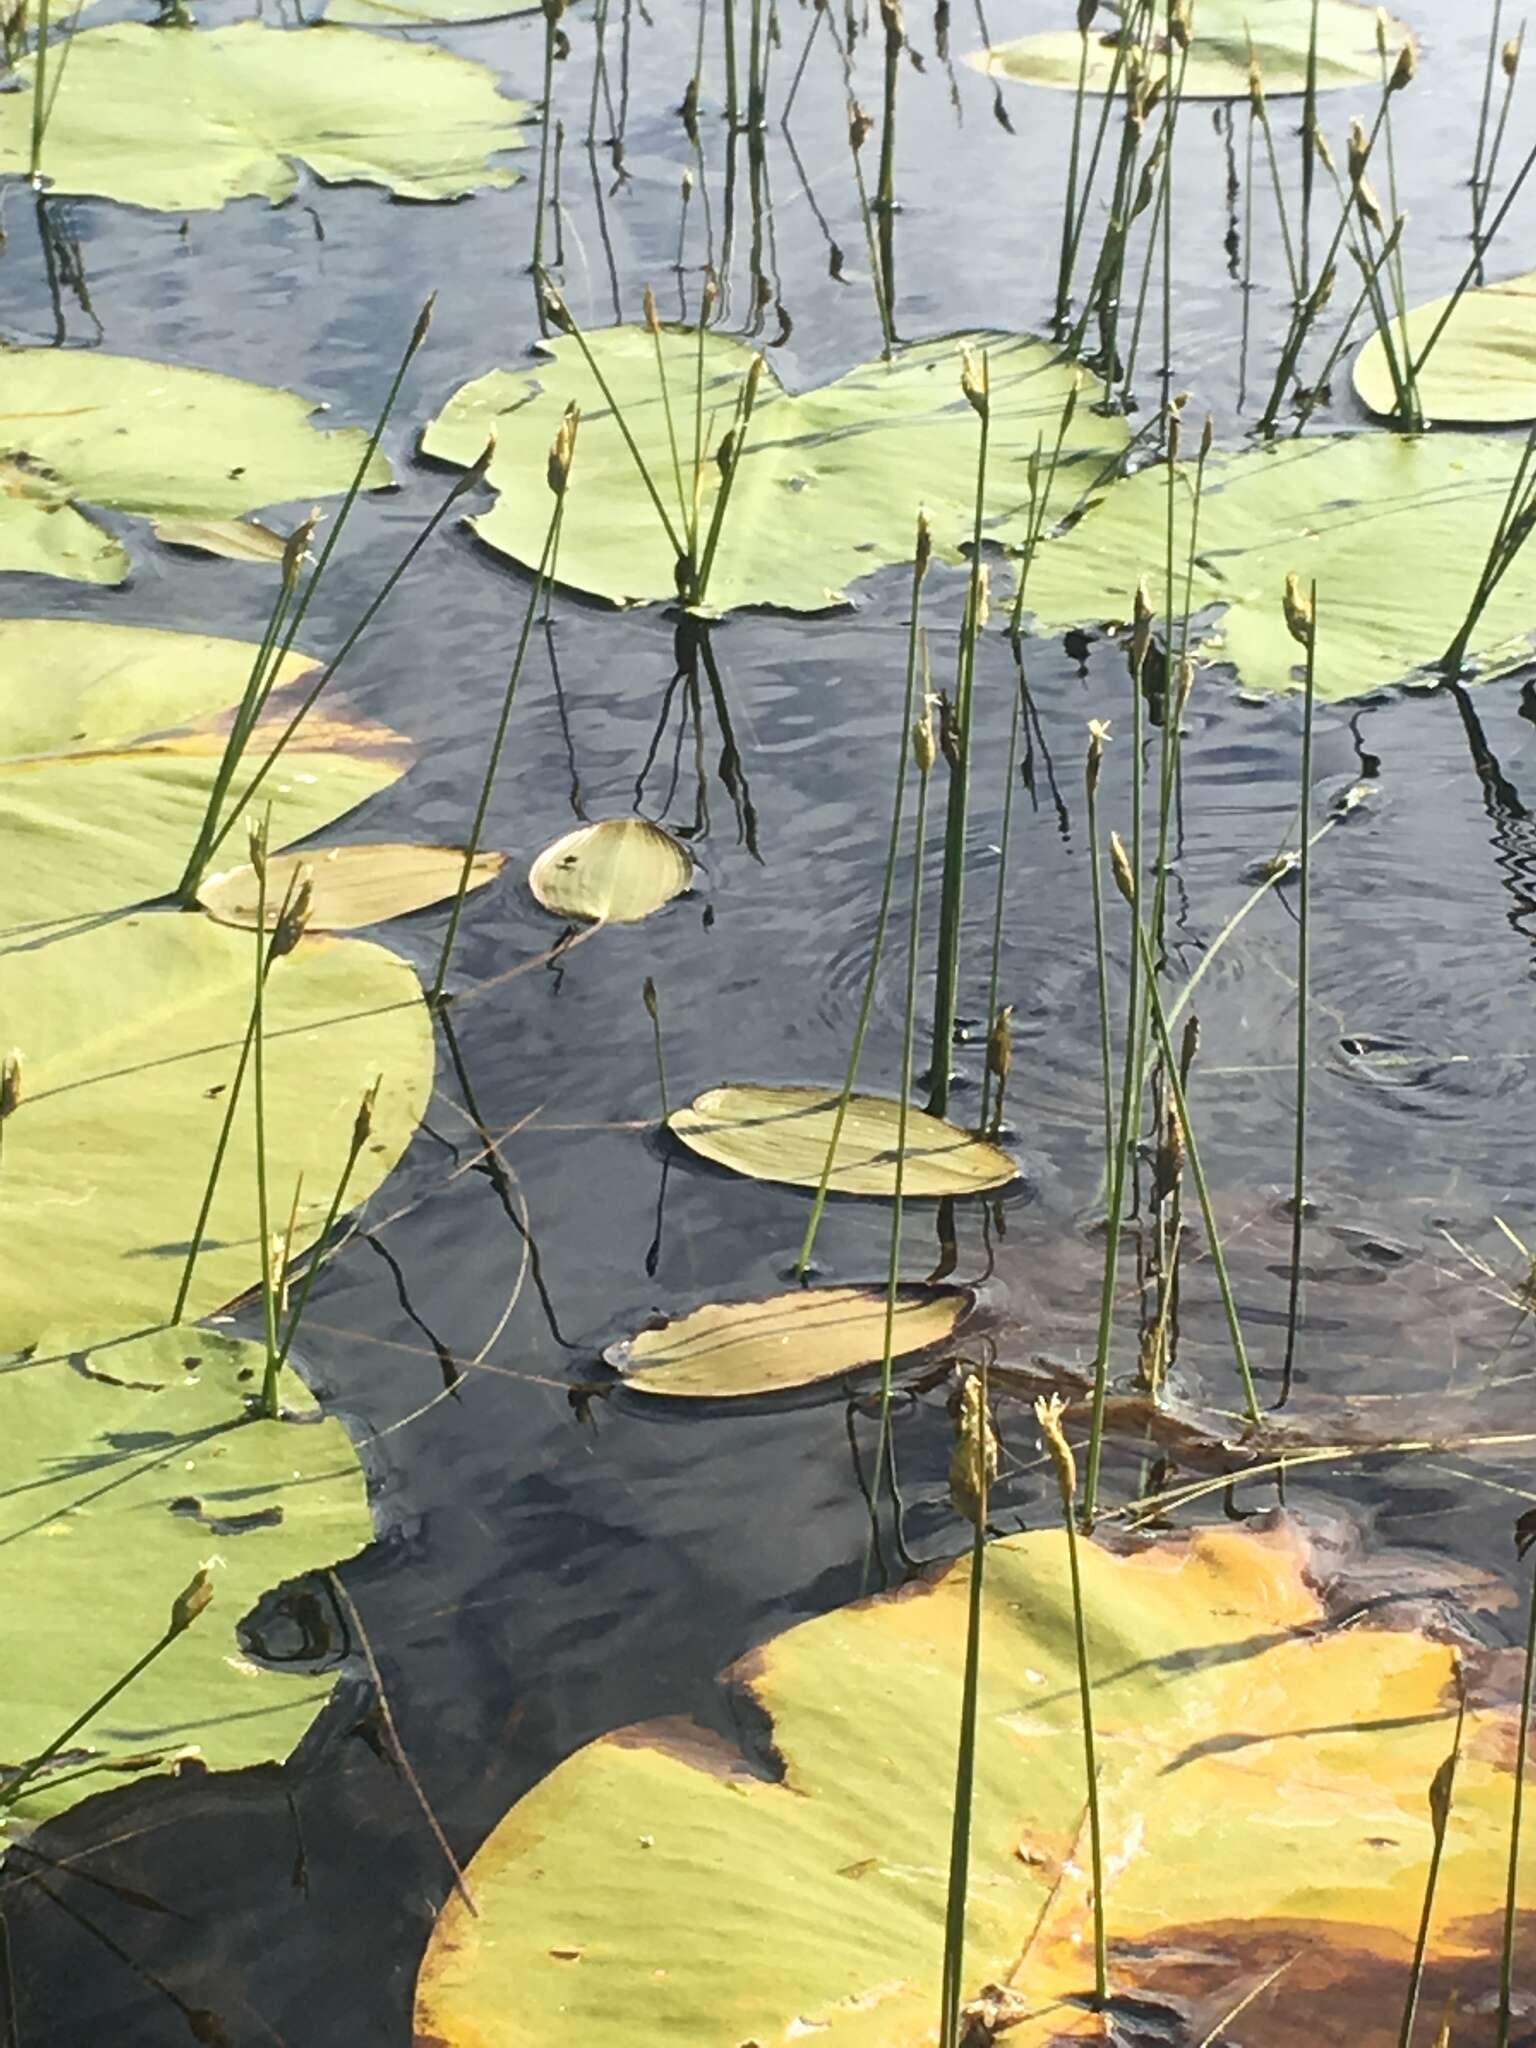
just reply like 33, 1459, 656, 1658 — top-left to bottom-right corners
5, 0, 1536, 2039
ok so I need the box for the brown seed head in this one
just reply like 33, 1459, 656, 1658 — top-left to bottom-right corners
986, 1004, 1014, 1085
1086, 716, 1111, 797
848, 100, 874, 152
642, 283, 661, 336
913, 696, 938, 776
281, 510, 319, 595
1282, 571, 1314, 648
949, 1372, 999, 1526
548, 401, 580, 495
270, 871, 313, 959
1389, 37, 1416, 90
1109, 830, 1137, 906
1170, 0, 1191, 51
1132, 575, 1155, 671
0, 1049, 21, 1121
169, 1567, 215, 1637
1313, 124, 1336, 173
409, 292, 437, 355
353, 1076, 381, 1154
1034, 1393, 1078, 1510
1503, 31, 1522, 77
915, 508, 933, 583
1076, 0, 1097, 28
960, 343, 990, 419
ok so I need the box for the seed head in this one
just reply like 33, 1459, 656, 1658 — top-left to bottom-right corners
949, 1372, 998, 1526
1503, 31, 1522, 77
281, 509, 319, 595
642, 283, 661, 336
915, 508, 933, 584
459, 433, 498, 494
169, 1566, 215, 1638
973, 563, 991, 633
541, 280, 574, 333
986, 1004, 1014, 1086
1109, 830, 1137, 906
409, 292, 437, 356
270, 870, 313, 959
1176, 653, 1196, 716
848, 100, 874, 152
1248, 56, 1266, 112
247, 811, 269, 881
1389, 36, 1416, 91
1170, 0, 1191, 51
1200, 413, 1214, 461
352, 1076, 381, 1155
547, 401, 580, 495
715, 430, 736, 477
1313, 124, 1336, 174
0, 1049, 21, 1121
1076, 0, 1096, 28
1132, 575, 1155, 672
1282, 571, 1314, 648
1179, 1011, 1200, 1085
1034, 1393, 1077, 1509
1086, 717, 1111, 797
913, 696, 938, 776
960, 343, 990, 419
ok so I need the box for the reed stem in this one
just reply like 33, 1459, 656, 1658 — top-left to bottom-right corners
1497, 1517, 1536, 2048
1280, 583, 1317, 1402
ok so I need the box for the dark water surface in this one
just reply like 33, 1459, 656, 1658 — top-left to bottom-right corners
6, 1, 1536, 2039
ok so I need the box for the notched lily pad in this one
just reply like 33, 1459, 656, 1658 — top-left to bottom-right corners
528, 818, 693, 924
198, 843, 504, 932
1354, 270, 1536, 424
0, 351, 391, 585
606, 1284, 973, 1398
416, 1514, 1531, 2045
0, 23, 529, 211
2, 1326, 372, 1829
667, 1084, 1019, 1198
974, 0, 1410, 99
423, 328, 1127, 612
1023, 431, 1536, 697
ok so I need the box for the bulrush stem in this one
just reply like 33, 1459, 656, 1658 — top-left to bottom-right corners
1086, 724, 1115, 1188
276, 1080, 380, 1370
1398, 1685, 1467, 2048
176, 298, 432, 904
1442, 420, 1536, 678
927, 353, 990, 1118
1038, 1397, 1108, 2008
642, 977, 669, 1121
693, 350, 765, 606
938, 1365, 995, 2048
1471, 0, 1506, 249
796, 516, 931, 1279
253, 855, 279, 1416
28, 0, 50, 183
1497, 1519, 1536, 2048
1298, 0, 1321, 291
431, 411, 577, 1006
532, 1, 565, 277
1280, 581, 1317, 1403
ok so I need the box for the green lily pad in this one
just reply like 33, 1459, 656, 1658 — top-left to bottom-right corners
1, 620, 410, 941
325, 0, 538, 24
422, 329, 1127, 611
198, 843, 505, 933
973, 0, 1410, 99
667, 1085, 1019, 1198
1023, 432, 1536, 697
0, 22, 528, 212
1354, 271, 1536, 424
2, 1326, 372, 1830
0, 351, 391, 585
0, 910, 432, 1356
528, 819, 693, 923
416, 1516, 1527, 2045
606, 1284, 973, 1398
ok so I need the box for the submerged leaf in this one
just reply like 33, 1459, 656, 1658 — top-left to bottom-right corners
0, 912, 432, 1355
1, 1327, 372, 1829
0, 620, 408, 938
0, 352, 390, 585
1023, 432, 1536, 697
667, 1084, 1019, 1197
423, 328, 1126, 611
0, 24, 528, 210
528, 818, 693, 923
416, 1517, 1531, 2045
607, 1284, 972, 1398
199, 843, 504, 932
1354, 271, 1536, 424
975, 0, 1410, 98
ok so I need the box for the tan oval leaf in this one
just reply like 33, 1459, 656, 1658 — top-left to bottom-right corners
667, 1084, 1018, 1198
607, 1284, 973, 1399
198, 843, 503, 932
528, 818, 692, 924
153, 517, 290, 562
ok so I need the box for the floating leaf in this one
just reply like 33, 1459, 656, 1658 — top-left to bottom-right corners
606, 1284, 973, 1399
199, 843, 504, 933
528, 818, 693, 923
423, 328, 1127, 611
1024, 432, 1536, 697
416, 1516, 1529, 2045
974, 0, 1410, 98
2, 1327, 372, 1830
326, 0, 538, 22
1354, 271, 1536, 424
1, 620, 409, 940
153, 516, 291, 562
0, 352, 391, 585
1, 24, 528, 211
667, 1084, 1018, 1197
0, 912, 431, 1355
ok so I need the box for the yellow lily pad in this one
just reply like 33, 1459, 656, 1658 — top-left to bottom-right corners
667, 1084, 1019, 1198
528, 818, 693, 924
607, 1284, 973, 1398
198, 842, 504, 932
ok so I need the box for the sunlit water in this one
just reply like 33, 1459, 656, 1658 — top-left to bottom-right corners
6, 1, 1536, 2038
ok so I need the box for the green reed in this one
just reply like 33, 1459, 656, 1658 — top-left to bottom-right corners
0, 1569, 214, 1815
1085, 723, 1114, 1187
532, 0, 568, 277
1442, 418, 1536, 679
1499, 1511, 1536, 2048
1398, 1680, 1465, 2048
1056, 0, 1150, 338
171, 845, 311, 1337
797, 514, 932, 1279
927, 352, 990, 1119
176, 298, 434, 905
642, 977, 669, 1120
1246, 47, 1299, 301
938, 1364, 995, 2048
1476, 31, 1524, 266
1038, 1395, 1108, 2009
275, 1079, 380, 1372
251, 834, 279, 1415
431, 406, 577, 1007
1051, 0, 1099, 328
1280, 577, 1317, 1399
28, 0, 48, 183
1297, 0, 1321, 292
